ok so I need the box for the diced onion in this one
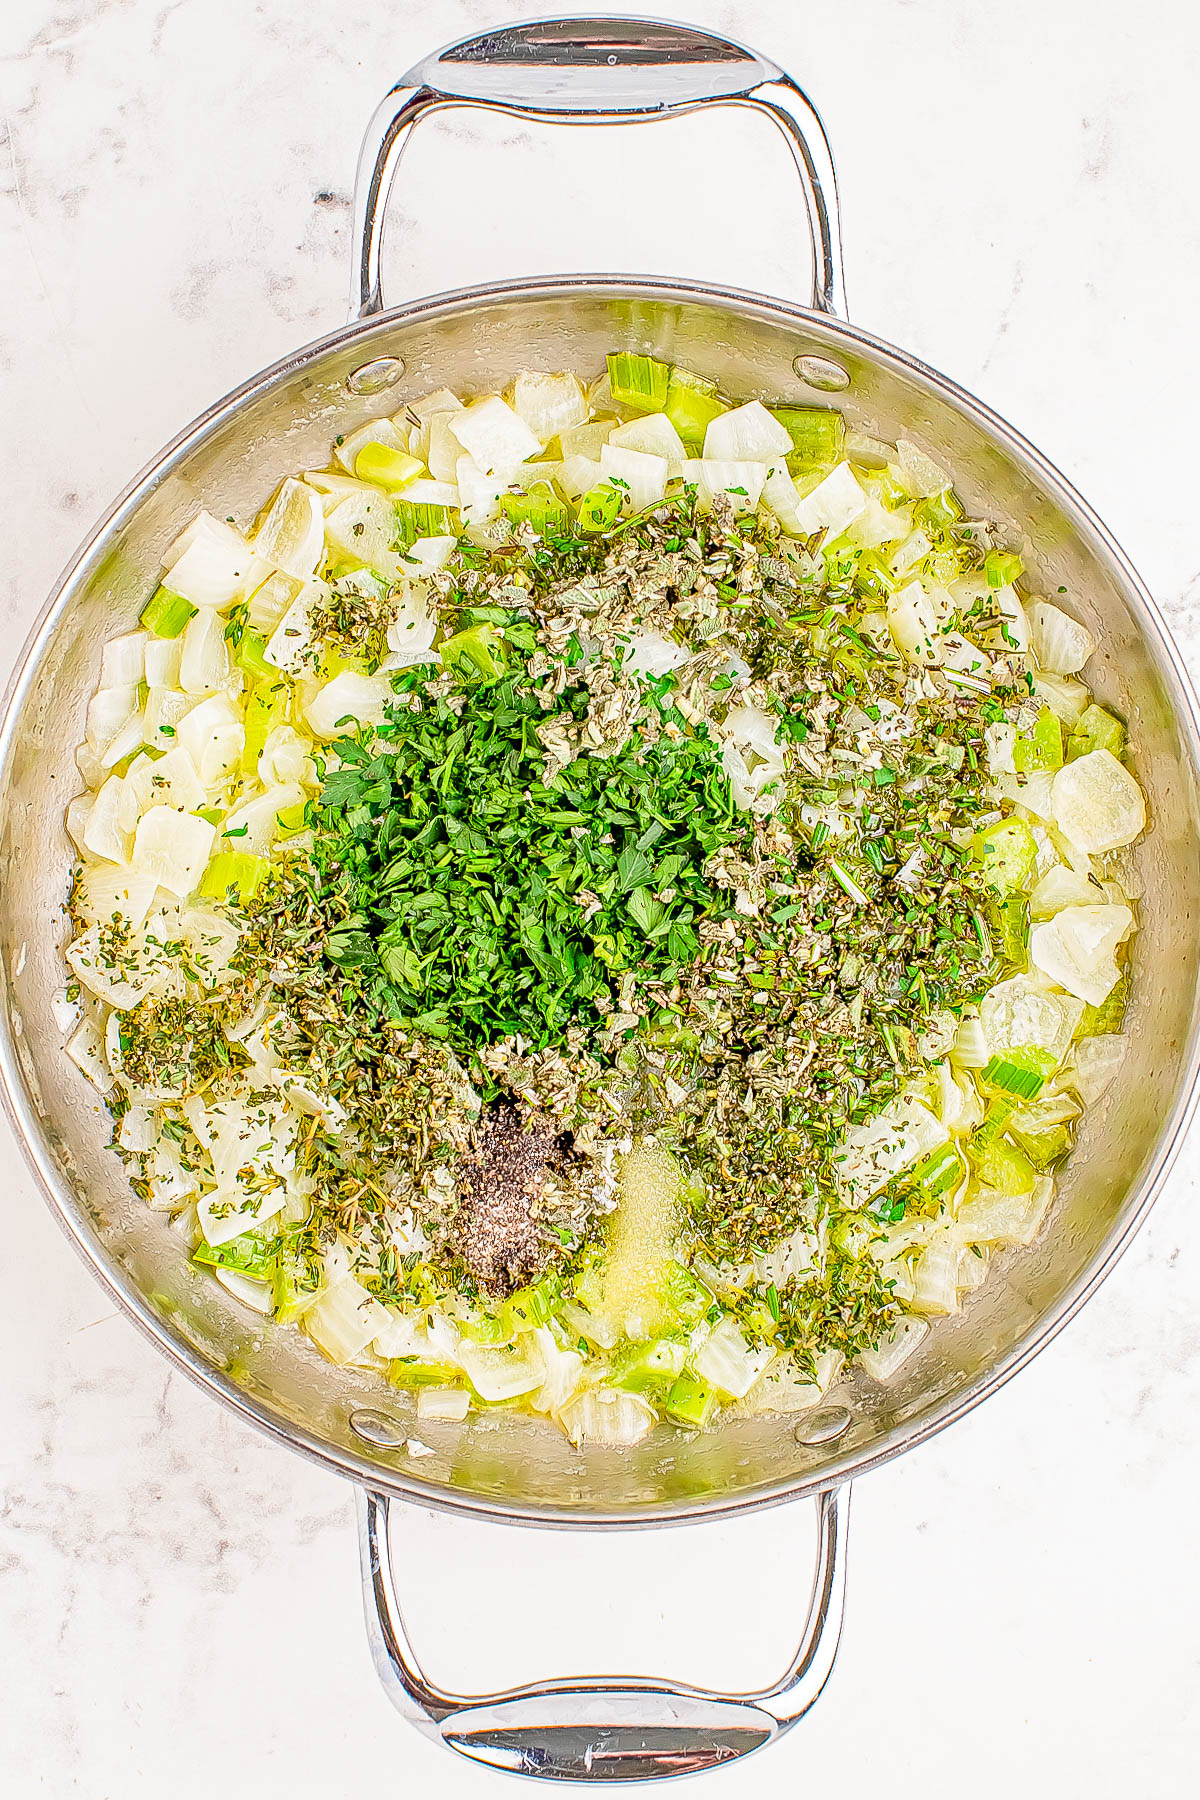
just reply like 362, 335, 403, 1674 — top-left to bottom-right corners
179, 606, 231, 695
509, 370, 589, 440
858, 1317, 929, 1383
1051, 748, 1146, 854
252, 478, 326, 581
162, 513, 262, 611
702, 399, 792, 462
599, 443, 668, 512
131, 806, 216, 896
448, 395, 540, 481
1029, 904, 1132, 1005
1028, 600, 1095, 675
557, 1386, 655, 1447
607, 412, 686, 477
304, 670, 393, 739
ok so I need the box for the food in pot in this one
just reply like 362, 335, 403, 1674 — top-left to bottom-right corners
60, 355, 1146, 1443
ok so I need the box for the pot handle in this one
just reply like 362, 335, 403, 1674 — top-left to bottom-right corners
357, 1481, 850, 1782
350, 16, 846, 322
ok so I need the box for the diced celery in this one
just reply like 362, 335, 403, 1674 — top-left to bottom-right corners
971, 817, 1038, 895
659, 1260, 714, 1326
984, 549, 1023, 588
854, 548, 896, 603
913, 489, 965, 533
981, 1047, 1057, 1099
972, 1098, 1015, 1147
500, 483, 568, 535
500, 1275, 561, 1336
234, 627, 274, 680
272, 1256, 319, 1323
664, 1370, 718, 1427
908, 1142, 966, 1204
241, 679, 288, 774
969, 1134, 1037, 1198
193, 1232, 276, 1279
387, 1358, 461, 1389
607, 352, 671, 412
992, 894, 1030, 965
577, 483, 622, 534
612, 1337, 688, 1394
354, 443, 423, 490
199, 849, 268, 901
441, 623, 507, 683
1067, 703, 1127, 762
1078, 970, 1128, 1035
140, 586, 197, 639
769, 406, 845, 468
1013, 706, 1064, 774
664, 367, 728, 444
1008, 1119, 1073, 1171
394, 498, 460, 547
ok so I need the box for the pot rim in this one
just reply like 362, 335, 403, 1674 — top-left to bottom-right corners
4, 273, 1199, 1527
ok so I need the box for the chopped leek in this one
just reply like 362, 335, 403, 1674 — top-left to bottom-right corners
233, 626, 273, 680
606, 351, 670, 413
387, 1358, 461, 1389
140, 586, 197, 639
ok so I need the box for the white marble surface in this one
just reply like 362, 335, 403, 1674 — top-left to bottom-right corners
3, 1, 1200, 1793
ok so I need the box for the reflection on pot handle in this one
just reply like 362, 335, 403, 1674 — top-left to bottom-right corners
357, 1482, 851, 1782
349, 16, 847, 323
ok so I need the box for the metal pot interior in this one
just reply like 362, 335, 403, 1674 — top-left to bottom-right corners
3, 282, 1197, 1520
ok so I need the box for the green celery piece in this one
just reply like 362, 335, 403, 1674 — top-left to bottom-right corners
984, 548, 1023, 588
140, 585, 196, 638
394, 498, 460, 547
1008, 1119, 1073, 1171
199, 850, 268, 901
770, 406, 845, 468
241, 679, 288, 775
193, 1232, 276, 1280
235, 626, 274, 680
500, 1275, 561, 1336
387, 1358, 462, 1389
665, 1371, 718, 1427
1067, 703, 1127, 762
909, 1142, 965, 1201
441, 622, 507, 684
659, 1260, 714, 1326
1013, 706, 1064, 774
612, 1337, 688, 1394
606, 351, 671, 412
501, 483, 568, 535
914, 489, 965, 533
275, 802, 307, 838
972, 1098, 1015, 1147
354, 442, 423, 490
1078, 970, 1128, 1035
664, 366, 728, 444
971, 816, 1038, 895
578, 483, 622, 534
969, 1133, 1037, 1197
991, 894, 1030, 966
457, 1309, 511, 1346
272, 1254, 319, 1323
981, 1048, 1056, 1100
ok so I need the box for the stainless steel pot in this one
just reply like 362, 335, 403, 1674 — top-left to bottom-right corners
3, 16, 1198, 1783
